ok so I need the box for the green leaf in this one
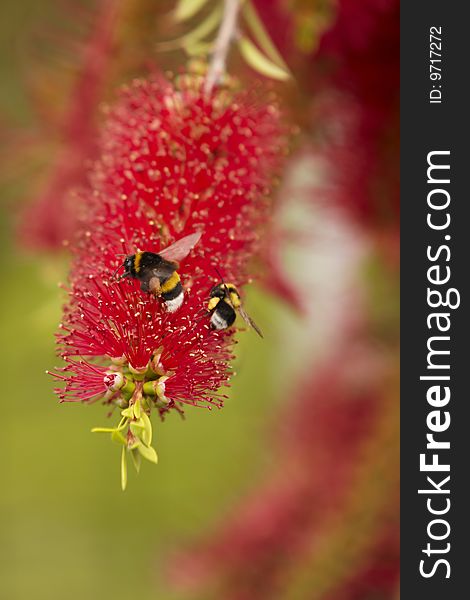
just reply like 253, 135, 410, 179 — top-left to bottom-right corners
238, 36, 290, 81
242, 0, 290, 72
133, 398, 141, 419
121, 447, 128, 491
175, 0, 211, 22
157, 4, 221, 52
116, 416, 128, 431
185, 41, 213, 56
111, 430, 127, 446
131, 448, 141, 474
91, 427, 117, 434
140, 412, 153, 446
121, 407, 134, 419
137, 444, 158, 464
129, 421, 144, 440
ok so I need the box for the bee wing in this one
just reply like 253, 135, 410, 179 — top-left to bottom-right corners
237, 305, 264, 338
158, 231, 202, 263
140, 261, 177, 294
150, 261, 177, 280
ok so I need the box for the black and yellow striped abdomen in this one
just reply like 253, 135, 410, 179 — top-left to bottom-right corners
207, 283, 240, 330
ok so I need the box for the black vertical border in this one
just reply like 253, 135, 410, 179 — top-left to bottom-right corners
401, 2, 469, 597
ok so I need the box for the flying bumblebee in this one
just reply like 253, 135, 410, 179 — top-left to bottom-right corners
115, 231, 201, 312
207, 281, 263, 338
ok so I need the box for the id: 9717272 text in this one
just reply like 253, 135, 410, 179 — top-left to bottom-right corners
429, 26, 443, 104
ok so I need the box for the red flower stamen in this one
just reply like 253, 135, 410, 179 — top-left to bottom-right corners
53, 74, 287, 420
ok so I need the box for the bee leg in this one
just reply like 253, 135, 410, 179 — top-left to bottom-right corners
194, 309, 210, 325
148, 276, 161, 296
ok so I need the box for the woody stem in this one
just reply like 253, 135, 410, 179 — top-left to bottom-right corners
204, 0, 241, 94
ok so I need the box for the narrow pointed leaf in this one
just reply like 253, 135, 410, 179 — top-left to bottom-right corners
131, 448, 142, 473
238, 37, 290, 81
137, 444, 158, 464
157, 5, 221, 52
141, 411, 153, 446
175, 0, 211, 22
242, 0, 290, 72
133, 398, 141, 419
121, 447, 127, 491
184, 41, 213, 56
111, 430, 127, 445
91, 427, 116, 433
130, 421, 144, 440
116, 416, 128, 431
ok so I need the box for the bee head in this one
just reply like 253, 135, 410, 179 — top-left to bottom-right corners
111, 254, 136, 281
121, 255, 137, 278
210, 283, 227, 299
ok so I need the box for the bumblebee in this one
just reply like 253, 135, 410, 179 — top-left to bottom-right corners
207, 282, 263, 338
115, 231, 201, 312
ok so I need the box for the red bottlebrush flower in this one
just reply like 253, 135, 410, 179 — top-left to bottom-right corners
52, 74, 287, 487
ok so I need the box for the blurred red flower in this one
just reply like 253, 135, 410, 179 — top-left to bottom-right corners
18, 0, 121, 249
167, 333, 399, 599
313, 0, 400, 231
162, 0, 400, 594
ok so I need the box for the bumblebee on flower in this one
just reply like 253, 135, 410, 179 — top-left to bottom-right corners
115, 231, 202, 313
52, 73, 286, 488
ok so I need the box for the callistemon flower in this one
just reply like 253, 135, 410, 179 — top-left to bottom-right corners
51, 73, 287, 488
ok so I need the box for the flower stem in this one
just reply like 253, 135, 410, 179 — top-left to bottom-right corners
204, 0, 241, 94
